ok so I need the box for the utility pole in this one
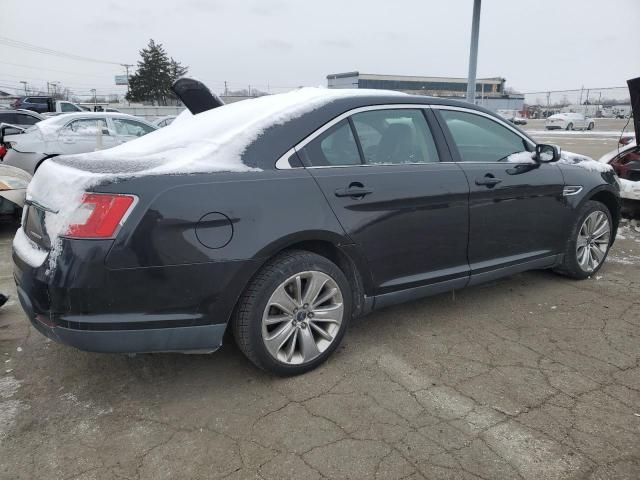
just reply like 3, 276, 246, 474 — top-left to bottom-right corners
20, 81, 27, 95
121, 63, 133, 104
224, 81, 228, 96
248, 85, 251, 97
91, 88, 97, 106
465, 0, 481, 104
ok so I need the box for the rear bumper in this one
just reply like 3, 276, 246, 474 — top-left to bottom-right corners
16, 281, 226, 354
13, 238, 258, 354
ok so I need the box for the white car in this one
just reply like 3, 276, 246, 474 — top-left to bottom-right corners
545, 113, 595, 131
1, 112, 157, 174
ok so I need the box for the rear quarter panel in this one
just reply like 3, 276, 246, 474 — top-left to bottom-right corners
102, 169, 350, 269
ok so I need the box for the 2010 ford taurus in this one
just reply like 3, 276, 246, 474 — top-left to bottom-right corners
13, 83, 620, 375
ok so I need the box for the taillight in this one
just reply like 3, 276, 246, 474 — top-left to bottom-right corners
0, 145, 6, 160
64, 193, 136, 238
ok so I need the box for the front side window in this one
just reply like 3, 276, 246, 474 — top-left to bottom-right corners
61, 118, 108, 136
351, 109, 439, 164
298, 120, 361, 167
112, 118, 155, 137
440, 110, 531, 163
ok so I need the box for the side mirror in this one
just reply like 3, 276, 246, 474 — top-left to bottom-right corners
535, 144, 561, 162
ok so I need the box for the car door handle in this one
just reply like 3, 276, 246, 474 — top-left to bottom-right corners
475, 176, 502, 187
334, 186, 372, 198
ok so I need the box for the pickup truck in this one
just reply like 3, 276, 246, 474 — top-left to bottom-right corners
11, 96, 84, 114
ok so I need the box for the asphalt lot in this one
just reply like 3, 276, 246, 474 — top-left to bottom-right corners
1, 129, 639, 479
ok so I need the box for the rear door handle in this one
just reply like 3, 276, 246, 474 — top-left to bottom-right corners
475, 176, 502, 187
334, 186, 372, 198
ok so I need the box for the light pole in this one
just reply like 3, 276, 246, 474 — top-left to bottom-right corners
20, 81, 27, 95
91, 88, 97, 107
465, 0, 482, 104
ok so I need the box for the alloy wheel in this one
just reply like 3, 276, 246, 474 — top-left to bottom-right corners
576, 211, 610, 272
261, 271, 344, 365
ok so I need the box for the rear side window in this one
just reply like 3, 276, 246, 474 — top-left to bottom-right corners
298, 120, 361, 167
0, 113, 18, 124
439, 110, 530, 162
15, 113, 39, 125
61, 118, 108, 135
351, 109, 439, 164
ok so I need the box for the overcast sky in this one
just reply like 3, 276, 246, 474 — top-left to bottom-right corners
1, 0, 639, 99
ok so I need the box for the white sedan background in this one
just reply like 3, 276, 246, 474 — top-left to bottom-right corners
2, 112, 157, 174
545, 112, 595, 131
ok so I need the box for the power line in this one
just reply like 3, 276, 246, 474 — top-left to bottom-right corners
0, 35, 126, 66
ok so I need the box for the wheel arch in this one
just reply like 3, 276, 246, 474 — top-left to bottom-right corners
583, 188, 621, 241
236, 231, 372, 323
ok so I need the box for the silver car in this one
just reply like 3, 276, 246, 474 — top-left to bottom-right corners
2, 112, 157, 174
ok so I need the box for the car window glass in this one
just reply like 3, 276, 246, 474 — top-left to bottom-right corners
440, 110, 530, 163
112, 118, 155, 137
61, 118, 109, 136
0, 113, 18, 124
298, 120, 361, 167
16, 114, 39, 125
351, 109, 439, 164
61, 102, 78, 112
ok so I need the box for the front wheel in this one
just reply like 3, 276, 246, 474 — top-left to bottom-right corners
587, 122, 595, 130
554, 201, 612, 279
566, 122, 574, 131
232, 250, 351, 376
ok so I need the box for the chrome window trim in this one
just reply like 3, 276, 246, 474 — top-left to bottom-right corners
275, 103, 537, 170
275, 104, 433, 169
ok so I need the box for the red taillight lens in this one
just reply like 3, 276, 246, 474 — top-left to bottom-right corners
65, 193, 135, 238
0, 145, 6, 159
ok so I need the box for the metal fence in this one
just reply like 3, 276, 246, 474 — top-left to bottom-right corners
521, 86, 630, 118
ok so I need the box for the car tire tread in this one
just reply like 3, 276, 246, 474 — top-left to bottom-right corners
554, 200, 612, 280
231, 249, 351, 376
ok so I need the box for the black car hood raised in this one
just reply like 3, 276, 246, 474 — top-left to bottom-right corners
628, 76, 640, 140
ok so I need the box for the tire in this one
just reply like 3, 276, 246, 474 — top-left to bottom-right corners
566, 123, 574, 131
232, 250, 352, 376
587, 122, 594, 131
554, 200, 613, 279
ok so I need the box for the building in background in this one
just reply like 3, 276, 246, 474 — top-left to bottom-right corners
327, 71, 524, 113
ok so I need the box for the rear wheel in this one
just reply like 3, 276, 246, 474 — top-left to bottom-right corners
232, 250, 351, 376
566, 122, 574, 131
554, 201, 612, 279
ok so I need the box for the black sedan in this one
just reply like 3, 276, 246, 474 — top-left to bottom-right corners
13, 83, 620, 375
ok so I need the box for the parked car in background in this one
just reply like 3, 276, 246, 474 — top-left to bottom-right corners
13, 84, 620, 375
153, 115, 177, 128
0, 164, 31, 216
1, 112, 157, 174
545, 112, 595, 131
497, 109, 527, 125
11, 96, 84, 114
0, 109, 44, 129
0, 110, 45, 161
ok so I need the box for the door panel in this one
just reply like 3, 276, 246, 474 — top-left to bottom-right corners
299, 109, 470, 295
310, 165, 470, 293
459, 162, 567, 271
435, 108, 569, 274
